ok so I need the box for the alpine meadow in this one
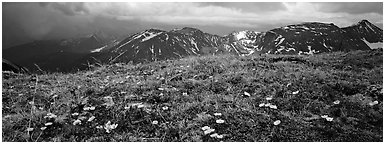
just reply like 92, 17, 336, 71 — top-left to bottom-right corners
2, 2, 383, 142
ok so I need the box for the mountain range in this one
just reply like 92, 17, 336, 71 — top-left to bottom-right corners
3, 20, 383, 73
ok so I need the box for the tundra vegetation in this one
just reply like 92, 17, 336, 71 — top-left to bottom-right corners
2, 49, 382, 142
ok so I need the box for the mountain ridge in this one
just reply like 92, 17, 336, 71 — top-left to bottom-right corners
3, 20, 382, 73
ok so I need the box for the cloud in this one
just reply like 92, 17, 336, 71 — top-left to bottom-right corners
315, 2, 383, 15
2, 2, 383, 49
39, 2, 90, 16
201, 2, 287, 13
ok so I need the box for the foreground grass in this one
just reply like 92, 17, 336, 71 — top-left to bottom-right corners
2, 49, 383, 142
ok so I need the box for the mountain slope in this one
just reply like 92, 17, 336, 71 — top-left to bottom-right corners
224, 22, 381, 55
3, 33, 118, 72
342, 20, 383, 49
3, 20, 382, 73
81, 27, 227, 65
342, 20, 383, 43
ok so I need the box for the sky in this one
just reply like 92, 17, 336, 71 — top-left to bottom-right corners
2, 2, 383, 49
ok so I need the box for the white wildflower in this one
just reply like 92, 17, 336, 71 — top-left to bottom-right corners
88, 116, 96, 122
204, 128, 215, 135
104, 121, 118, 133
269, 105, 278, 109
333, 100, 340, 105
286, 83, 292, 87
73, 119, 81, 125
266, 97, 273, 101
214, 113, 222, 116
40, 127, 47, 130
321, 115, 328, 118
216, 134, 224, 139
89, 106, 96, 110
26, 128, 34, 132
72, 113, 79, 116
210, 133, 219, 138
182, 92, 188, 96
369, 101, 379, 106
96, 125, 104, 129
216, 119, 225, 124
137, 104, 145, 108
83, 107, 90, 111
44, 113, 57, 119
273, 120, 281, 125
292, 90, 300, 95
152, 120, 159, 125
158, 88, 165, 91
259, 103, 265, 107
326, 117, 334, 122
244, 92, 251, 97
201, 126, 211, 131
162, 106, 169, 110
45, 122, 53, 126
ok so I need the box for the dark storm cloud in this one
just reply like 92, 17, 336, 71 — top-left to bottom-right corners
2, 2, 383, 49
201, 2, 287, 13
39, 2, 90, 16
316, 2, 383, 15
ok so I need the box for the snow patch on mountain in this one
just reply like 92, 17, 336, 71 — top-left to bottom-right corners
91, 45, 107, 53
362, 38, 383, 49
304, 46, 319, 55
141, 32, 163, 42
235, 31, 247, 40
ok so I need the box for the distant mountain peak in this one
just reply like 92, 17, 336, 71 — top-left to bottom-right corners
342, 19, 383, 43
359, 19, 370, 24
228, 30, 261, 41
350, 19, 377, 28
145, 28, 166, 33
171, 27, 203, 35
181, 27, 199, 30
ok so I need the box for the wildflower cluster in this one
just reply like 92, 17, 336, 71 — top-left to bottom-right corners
369, 100, 379, 106
321, 115, 334, 122
201, 112, 226, 140
96, 121, 118, 133
39, 113, 59, 131
259, 97, 278, 109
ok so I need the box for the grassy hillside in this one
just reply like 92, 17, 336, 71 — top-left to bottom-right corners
2, 49, 383, 142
